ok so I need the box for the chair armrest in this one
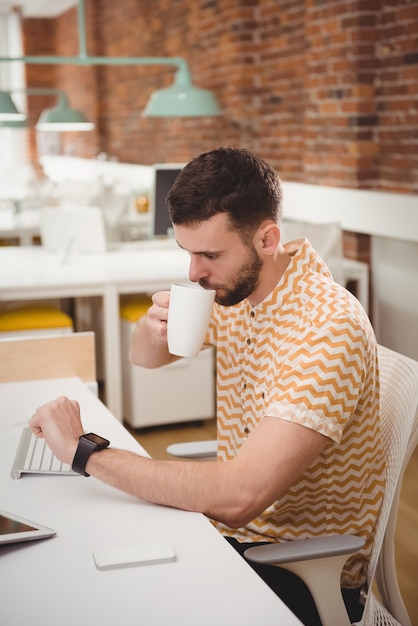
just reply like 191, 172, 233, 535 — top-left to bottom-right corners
166, 439, 217, 459
244, 534, 365, 564
244, 535, 366, 626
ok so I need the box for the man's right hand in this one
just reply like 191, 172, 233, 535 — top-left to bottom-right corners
128, 290, 178, 368
145, 290, 171, 342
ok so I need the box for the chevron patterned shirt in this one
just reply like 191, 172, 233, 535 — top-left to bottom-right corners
206, 238, 386, 588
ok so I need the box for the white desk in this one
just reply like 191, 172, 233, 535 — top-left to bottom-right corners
0, 245, 368, 421
0, 377, 301, 626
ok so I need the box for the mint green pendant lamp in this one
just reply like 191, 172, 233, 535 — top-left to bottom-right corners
143, 64, 221, 117
0, 91, 26, 122
0, 88, 94, 131
35, 92, 94, 131
0, 0, 221, 120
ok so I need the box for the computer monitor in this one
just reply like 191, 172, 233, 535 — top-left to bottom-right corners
150, 163, 185, 238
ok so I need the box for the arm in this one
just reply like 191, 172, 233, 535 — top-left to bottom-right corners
29, 398, 327, 528
128, 290, 179, 368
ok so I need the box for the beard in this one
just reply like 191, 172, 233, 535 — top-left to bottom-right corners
199, 246, 263, 306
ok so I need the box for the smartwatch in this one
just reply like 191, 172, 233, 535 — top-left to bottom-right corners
72, 433, 110, 477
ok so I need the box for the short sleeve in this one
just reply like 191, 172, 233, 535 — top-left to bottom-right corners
265, 317, 368, 442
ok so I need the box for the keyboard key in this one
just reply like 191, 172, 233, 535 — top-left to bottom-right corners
11, 428, 77, 478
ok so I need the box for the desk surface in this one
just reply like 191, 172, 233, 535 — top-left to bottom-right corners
0, 377, 301, 626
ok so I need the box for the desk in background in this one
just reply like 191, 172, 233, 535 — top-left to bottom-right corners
0, 377, 302, 626
0, 206, 40, 246
0, 244, 190, 420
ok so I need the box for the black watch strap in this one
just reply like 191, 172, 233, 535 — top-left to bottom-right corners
72, 433, 110, 477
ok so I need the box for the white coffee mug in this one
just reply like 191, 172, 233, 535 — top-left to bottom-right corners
167, 283, 216, 357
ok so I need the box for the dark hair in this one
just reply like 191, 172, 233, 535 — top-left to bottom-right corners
166, 147, 283, 242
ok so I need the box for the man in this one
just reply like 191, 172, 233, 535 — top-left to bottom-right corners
30, 147, 385, 625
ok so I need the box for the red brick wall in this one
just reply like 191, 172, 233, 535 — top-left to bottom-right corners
22, 0, 417, 193
22, 18, 57, 164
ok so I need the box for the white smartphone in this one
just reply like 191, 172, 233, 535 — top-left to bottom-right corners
93, 543, 177, 570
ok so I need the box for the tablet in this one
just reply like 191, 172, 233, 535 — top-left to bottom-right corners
0, 509, 56, 545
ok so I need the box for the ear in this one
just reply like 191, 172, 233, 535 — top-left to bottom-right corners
256, 221, 280, 255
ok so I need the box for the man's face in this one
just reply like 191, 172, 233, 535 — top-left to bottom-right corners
174, 213, 263, 306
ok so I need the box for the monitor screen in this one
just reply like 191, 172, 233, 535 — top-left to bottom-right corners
151, 164, 185, 238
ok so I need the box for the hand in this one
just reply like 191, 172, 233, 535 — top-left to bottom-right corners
145, 290, 171, 342
29, 396, 84, 465
129, 290, 176, 368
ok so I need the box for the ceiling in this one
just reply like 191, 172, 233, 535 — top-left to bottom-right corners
0, 1, 77, 17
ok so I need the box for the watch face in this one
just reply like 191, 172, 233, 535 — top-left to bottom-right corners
83, 433, 109, 447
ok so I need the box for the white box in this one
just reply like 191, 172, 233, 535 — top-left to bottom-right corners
121, 317, 215, 428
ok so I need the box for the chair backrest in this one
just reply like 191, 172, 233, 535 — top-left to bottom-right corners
0, 332, 96, 385
280, 219, 343, 259
363, 345, 418, 623
280, 219, 344, 285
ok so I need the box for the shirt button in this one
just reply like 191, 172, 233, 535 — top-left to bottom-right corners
250, 310, 255, 318
244, 427, 250, 434
247, 338, 251, 345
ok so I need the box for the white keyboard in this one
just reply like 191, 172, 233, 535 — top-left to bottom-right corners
11, 427, 77, 479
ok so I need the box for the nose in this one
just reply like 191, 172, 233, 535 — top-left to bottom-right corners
188, 255, 208, 284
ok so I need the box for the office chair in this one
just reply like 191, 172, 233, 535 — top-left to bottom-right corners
244, 345, 418, 626
280, 219, 345, 286
167, 345, 418, 625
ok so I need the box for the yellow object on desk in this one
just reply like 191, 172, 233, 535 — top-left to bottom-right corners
0, 304, 73, 334
119, 295, 152, 323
